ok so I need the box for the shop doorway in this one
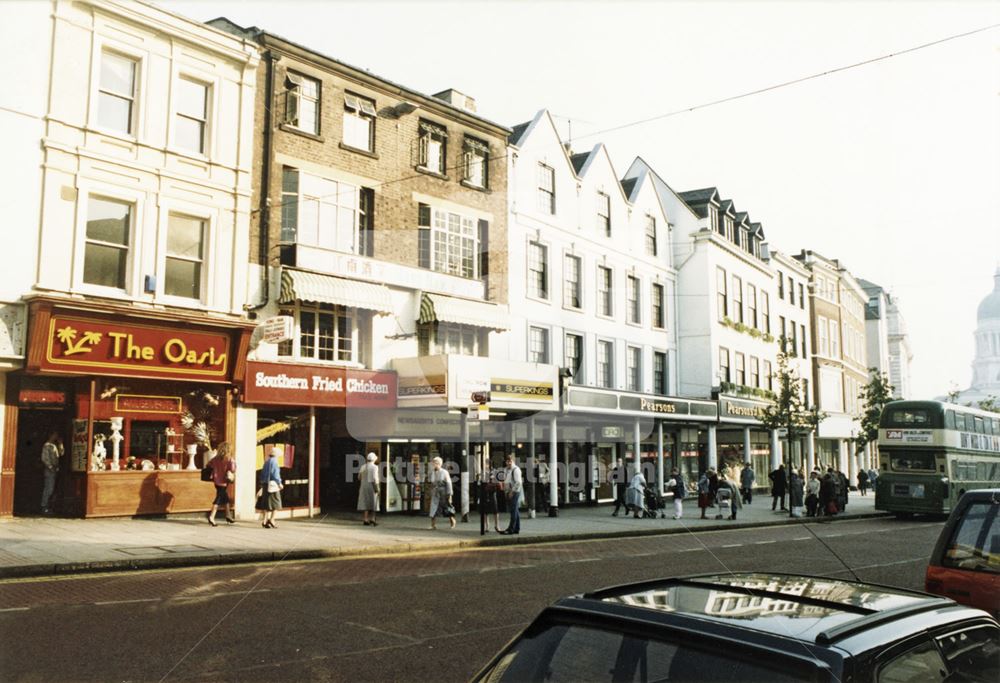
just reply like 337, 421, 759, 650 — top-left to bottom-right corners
14, 406, 70, 516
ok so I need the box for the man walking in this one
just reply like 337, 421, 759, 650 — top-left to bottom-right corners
610, 458, 629, 516
40, 432, 63, 514
740, 462, 755, 504
501, 454, 523, 535
769, 465, 787, 511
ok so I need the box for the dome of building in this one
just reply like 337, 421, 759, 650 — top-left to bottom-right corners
977, 267, 1000, 322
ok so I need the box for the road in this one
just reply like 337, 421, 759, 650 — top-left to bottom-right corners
0, 516, 943, 683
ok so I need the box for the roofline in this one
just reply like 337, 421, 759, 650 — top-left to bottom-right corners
627, 156, 702, 222
512, 109, 582, 181
223, 20, 510, 136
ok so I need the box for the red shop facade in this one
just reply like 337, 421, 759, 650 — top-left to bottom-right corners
1, 298, 252, 518
241, 360, 396, 515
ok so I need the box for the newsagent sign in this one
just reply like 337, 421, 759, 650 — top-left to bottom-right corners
243, 361, 397, 408
39, 314, 232, 381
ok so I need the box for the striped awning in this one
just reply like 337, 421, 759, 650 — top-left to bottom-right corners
279, 269, 393, 315
419, 293, 510, 331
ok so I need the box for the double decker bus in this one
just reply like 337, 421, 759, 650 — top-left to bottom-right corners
875, 400, 1000, 517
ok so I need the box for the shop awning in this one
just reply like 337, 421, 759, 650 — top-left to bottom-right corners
419, 293, 510, 330
279, 269, 393, 315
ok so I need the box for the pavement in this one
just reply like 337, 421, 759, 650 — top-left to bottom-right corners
0, 491, 883, 579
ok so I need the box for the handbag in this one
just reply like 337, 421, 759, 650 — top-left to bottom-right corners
442, 504, 456, 517
267, 480, 280, 493
200, 465, 213, 482
225, 470, 235, 483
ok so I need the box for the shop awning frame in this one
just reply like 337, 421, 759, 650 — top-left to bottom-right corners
418, 292, 510, 331
279, 268, 393, 315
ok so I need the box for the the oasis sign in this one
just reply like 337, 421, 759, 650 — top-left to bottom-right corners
42, 315, 231, 381
243, 361, 397, 408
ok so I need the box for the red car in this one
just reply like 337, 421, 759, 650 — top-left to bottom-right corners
926, 489, 1000, 617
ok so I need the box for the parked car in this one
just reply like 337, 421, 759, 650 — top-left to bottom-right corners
926, 488, 1000, 618
473, 573, 999, 682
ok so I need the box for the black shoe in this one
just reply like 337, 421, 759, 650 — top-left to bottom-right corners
206, 513, 217, 527
226, 517, 235, 525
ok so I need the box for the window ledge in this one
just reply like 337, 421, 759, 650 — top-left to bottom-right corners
415, 166, 450, 180
626, 320, 643, 328
279, 124, 324, 142
460, 179, 489, 193
340, 142, 378, 159
562, 304, 584, 314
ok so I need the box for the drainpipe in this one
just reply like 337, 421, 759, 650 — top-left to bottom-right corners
246, 48, 277, 316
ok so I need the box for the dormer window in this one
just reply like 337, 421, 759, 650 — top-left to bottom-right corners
724, 217, 734, 241
739, 228, 749, 252
709, 205, 720, 233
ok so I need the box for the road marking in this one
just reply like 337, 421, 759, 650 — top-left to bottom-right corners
417, 572, 447, 577
721, 543, 742, 548
94, 598, 160, 606
633, 552, 657, 557
793, 537, 811, 541
679, 548, 701, 552
570, 558, 600, 563
0, 607, 29, 612
825, 534, 843, 538
754, 540, 776, 545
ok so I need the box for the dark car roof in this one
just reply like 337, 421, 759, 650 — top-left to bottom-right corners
577, 573, 959, 647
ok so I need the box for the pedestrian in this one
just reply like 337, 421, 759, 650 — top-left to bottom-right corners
836, 468, 849, 513
484, 457, 503, 533
769, 466, 787, 511
428, 456, 455, 530
259, 446, 284, 529
357, 452, 380, 526
806, 471, 821, 517
708, 468, 720, 506
697, 469, 713, 519
206, 441, 236, 526
501, 454, 523, 534
857, 468, 869, 496
789, 468, 805, 518
740, 462, 755, 504
626, 468, 648, 519
610, 458, 629, 516
534, 457, 549, 515
716, 474, 741, 520
867, 467, 879, 490
39, 432, 63, 515
666, 467, 686, 519
820, 467, 838, 517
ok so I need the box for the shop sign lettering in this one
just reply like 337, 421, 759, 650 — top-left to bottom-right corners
244, 361, 396, 408
42, 315, 231, 380
723, 400, 765, 419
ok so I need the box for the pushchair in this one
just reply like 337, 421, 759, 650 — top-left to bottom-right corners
641, 486, 667, 519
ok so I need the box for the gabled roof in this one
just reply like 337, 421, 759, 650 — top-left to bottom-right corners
620, 177, 638, 199
679, 188, 720, 205
719, 199, 736, 216
751, 222, 765, 240
570, 152, 590, 175
508, 121, 530, 146
735, 211, 750, 225
623, 157, 702, 226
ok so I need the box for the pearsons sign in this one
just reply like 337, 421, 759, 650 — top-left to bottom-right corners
718, 396, 769, 423
244, 361, 397, 408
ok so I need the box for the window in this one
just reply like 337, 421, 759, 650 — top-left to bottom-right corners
777, 270, 785, 299
818, 316, 829, 356
940, 501, 999, 573
538, 163, 555, 214
564, 254, 582, 309
597, 340, 614, 388
800, 324, 807, 358
528, 241, 549, 299
566, 333, 583, 384
716, 267, 728, 321
798, 283, 805, 308
830, 320, 840, 358
761, 292, 770, 333
747, 284, 758, 328
417, 321, 484, 357
278, 168, 362, 254
598, 266, 613, 317
645, 214, 657, 255
419, 204, 478, 279
597, 192, 611, 237
653, 351, 667, 394
529, 326, 550, 364
749, 356, 760, 388
937, 625, 1000, 681
84, 196, 131, 289
877, 639, 947, 683
719, 347, 730, 383
285, 72, 319, 135
735, 352, 746, 385
731, 275, 743, 323
463, 136, 489, 188
291, 303, 357, 362
709, 204, 719, 233
626, 346, 641, 391
175, 77, 209, 154
788, 276, 795, 305
164, 214, 204, 299
358, 187, 375, 257
779, 316, 787, 351
418, 120, 447, 174
763, 360, 773, 391
98, 51, 137, 134
651, 283, 665, 329
802, 378, 809, 404
626, 276, 640, 325
788, 323, 797, 357
343, 92, 376, 151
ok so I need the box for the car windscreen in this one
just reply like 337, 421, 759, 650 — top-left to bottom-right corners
889, 451, 938, 472
943, 501, 1000, 574
478, 621, 820, 683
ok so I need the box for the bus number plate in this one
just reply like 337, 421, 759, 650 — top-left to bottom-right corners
894, 484, 924, 498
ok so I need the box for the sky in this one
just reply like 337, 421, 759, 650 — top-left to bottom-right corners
164, 0, 1000, 399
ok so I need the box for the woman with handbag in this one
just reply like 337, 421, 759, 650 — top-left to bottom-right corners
357, 452, 380, 526
259, 446, 283, 528
428, 456, 455, 530
206, 442, 236, 526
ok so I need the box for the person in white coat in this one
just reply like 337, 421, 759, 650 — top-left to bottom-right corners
429, 456, 455, 530
626, 470, 647, 519
357, 452, 380, 526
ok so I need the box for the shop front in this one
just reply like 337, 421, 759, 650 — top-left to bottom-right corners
241, 360, 397, 517
717, 395, 778, 485
3, 298, 252, 517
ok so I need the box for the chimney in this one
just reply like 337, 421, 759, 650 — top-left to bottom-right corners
432, 89, 476, 113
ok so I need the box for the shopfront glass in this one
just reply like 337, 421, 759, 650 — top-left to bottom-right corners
257, 409, 311, 509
